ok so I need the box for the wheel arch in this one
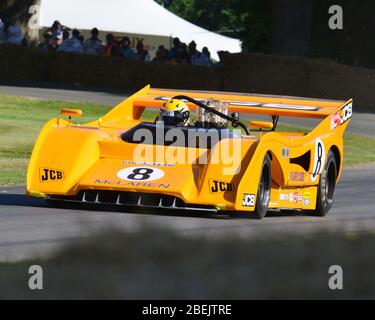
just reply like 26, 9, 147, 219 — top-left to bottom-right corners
329, 145, 341, 180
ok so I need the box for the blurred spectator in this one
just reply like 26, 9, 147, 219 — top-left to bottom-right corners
216, 50, 229, 66
153, 45, 169, 62
0, 18, 4, 44
50, 20, 64, 47
104, 33, 120, 57
62, 30, 70, 41
119, 36, 135, 60
84, 28, 103, 55
57, 29, 84, 54
5, 20, 23, 45
187, 41, 197, 64
192, 52, 210, 66
169, 37, 180, 61
202, 47, 211, 60
38, 31, 54, 53
187, 40, 211, 66
175, 42, 188, 64
134, 40, 150, 62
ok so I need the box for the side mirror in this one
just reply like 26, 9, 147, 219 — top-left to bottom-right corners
60, 109, 83, 117
248, 121, 274, 130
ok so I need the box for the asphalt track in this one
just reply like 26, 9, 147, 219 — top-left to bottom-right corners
1, 165, 375, 261
0, 84, 375, 261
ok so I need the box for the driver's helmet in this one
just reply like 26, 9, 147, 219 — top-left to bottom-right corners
159, 99, 190, 126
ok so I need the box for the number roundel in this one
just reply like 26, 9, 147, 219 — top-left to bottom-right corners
312, 139, 326, 182
117, 167, 165, 182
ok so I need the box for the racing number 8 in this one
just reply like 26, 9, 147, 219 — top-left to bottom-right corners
313, 143, 323, 177
127, 168, 154, 181
312, 139, 326, 182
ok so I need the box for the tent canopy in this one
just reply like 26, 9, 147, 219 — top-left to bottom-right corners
39, 0, 241, 60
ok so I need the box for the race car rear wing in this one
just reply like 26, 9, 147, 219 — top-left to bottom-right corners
99, 86, 351, 128
131, 87, 349, 119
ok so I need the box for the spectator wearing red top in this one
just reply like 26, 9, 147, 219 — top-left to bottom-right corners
104, 33, 120, 57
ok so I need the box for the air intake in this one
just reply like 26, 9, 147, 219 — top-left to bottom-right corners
48, 190, 216, 212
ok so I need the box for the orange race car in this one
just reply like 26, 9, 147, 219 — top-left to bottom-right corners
27, 86, 352, 219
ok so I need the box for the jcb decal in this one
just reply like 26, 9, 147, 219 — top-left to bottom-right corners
331, 102, 353, 129
40, 168, 64, 182
209, 180, 234, 194
242, 194, 255, 207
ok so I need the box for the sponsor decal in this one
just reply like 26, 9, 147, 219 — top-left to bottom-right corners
291, 192, 303, 203
289, 193, 294, 202
312, 139, 326, 182
280, 192, 302, 203
117, 167, 165, 182
280, 193, 287, 201
95, 179, 170, 189
331, 111, 341, 130
303, 192, 312, 206
122, 161, 174, 168
40, 168, 64, 182
242, 194, 255, 207
290, 172, 305, 182
209, 180, 234, 194
331, 102, 353, 129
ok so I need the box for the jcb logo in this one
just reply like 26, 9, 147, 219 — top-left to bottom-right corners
210, 180, 234, 194
340, 102, 352, 125
40, 168, 64, 182
242, 194, 255, 207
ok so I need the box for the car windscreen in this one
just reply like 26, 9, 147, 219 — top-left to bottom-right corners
121, 122, 240, 149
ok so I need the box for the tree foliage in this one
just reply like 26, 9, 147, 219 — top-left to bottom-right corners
160, 0, 272, 53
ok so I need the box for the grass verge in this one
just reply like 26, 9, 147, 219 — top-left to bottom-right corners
0, 95, 374, 185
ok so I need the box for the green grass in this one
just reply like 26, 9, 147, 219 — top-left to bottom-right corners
0, 95, 374, 185
0, 96, 112, 184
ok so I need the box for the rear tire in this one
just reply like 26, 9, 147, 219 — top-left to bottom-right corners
255, 154, 272, 220
313, 150, 337, 217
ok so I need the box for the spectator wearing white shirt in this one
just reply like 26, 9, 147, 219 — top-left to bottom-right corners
84, 28, 103, 55
57, 29, 84, 54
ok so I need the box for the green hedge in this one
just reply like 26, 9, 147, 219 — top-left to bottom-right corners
1, 46, 375, 111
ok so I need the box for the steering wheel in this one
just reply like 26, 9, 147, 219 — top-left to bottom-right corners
172, 95, 251, 135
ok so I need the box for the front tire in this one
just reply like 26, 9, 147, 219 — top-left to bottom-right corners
313, 150, 337, 217
255, 154, 272, 219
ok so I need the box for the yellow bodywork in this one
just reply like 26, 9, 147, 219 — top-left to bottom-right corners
27, 85, 352, 214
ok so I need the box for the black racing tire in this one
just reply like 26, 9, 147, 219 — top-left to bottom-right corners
313, 150, 337, 217
255, 154, 272, 220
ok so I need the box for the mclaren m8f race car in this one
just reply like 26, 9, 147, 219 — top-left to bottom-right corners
27, 86, 352, 219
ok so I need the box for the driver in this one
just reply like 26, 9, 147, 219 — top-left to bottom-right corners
158, 99, 190, 126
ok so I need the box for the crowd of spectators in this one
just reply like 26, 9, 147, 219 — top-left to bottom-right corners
1, 19, 218, 66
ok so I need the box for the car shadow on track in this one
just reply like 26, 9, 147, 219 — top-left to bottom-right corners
0, 193, 312, 220
0, 193, 47, 207
0, 193, 230, 220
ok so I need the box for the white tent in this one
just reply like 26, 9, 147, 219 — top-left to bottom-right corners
39, 0, 241, 60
